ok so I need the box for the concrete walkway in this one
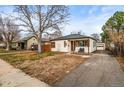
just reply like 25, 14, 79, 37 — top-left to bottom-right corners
0, 59, 49, 87
54, 52, 124, 87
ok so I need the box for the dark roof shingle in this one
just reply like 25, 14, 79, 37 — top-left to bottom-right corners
51, 34, 96, 41
17, 36, 49, 42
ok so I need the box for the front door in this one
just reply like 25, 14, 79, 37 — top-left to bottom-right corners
71, 41, 75, 51
71, 41, 73, 51
21, 43, 25, 49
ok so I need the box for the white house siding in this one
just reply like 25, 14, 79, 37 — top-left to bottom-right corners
69, 38, 96, 53
27, 37, 38, 49
51, 38, 97, 53
51, 40, 69, 52
83, 47, 89, 53
89, 39, 97, 52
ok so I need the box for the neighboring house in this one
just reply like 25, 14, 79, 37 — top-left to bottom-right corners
0, 42, 6, 48
12, 36, 51, 52
50, 34, 97, 53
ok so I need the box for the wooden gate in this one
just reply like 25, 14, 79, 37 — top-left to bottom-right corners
41, 44, 51, 52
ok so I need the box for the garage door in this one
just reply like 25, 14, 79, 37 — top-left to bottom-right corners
97, 46, 104, 50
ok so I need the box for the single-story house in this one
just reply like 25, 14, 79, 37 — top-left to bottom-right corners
12, 36, 51, 52
50, 34, 97, 53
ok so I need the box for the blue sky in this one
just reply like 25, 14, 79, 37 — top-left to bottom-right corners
0, 5, 124, 36
66, 5, 124, 36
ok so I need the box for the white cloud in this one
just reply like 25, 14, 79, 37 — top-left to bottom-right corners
102, 6, 123, 12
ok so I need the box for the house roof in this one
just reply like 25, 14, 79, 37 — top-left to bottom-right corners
21, 36, 33, 41
50, 34, 97, 41
15, 36, 49, 42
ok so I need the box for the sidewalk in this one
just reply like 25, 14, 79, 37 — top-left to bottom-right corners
0, 59, 49, 87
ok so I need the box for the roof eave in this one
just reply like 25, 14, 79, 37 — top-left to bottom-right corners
50, 37, 97, 41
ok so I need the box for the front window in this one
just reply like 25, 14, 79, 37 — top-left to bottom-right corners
64, 41, 67, 47
84, 40, 89, 47
93, 41, 96, 47
51, 42, 55, 48
80, 41, 83, 46
76, 41, 80, 47
79, 40, 89, 47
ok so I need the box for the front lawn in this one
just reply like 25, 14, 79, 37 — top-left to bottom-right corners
0, 48, 8, 53
14, 54, 86, 85
0, 48, 17, 53
0, 51, 87, 85
0, 51, 57, 64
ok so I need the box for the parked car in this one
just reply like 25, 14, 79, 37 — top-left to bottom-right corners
30, 45, 38, 50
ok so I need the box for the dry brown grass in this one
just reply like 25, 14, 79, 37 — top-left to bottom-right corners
14, 54, 87, 85
0, 51, 87, 85
116, 56, 124, 70
0, 52, 58, 64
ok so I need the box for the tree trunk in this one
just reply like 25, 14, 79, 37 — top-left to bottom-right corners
117, 43, 119, 56
119, 43, 122, 56
37, 32, 42, 53
6, 42, 10, 51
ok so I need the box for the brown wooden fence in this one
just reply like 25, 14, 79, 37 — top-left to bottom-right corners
41, 44, 51, 52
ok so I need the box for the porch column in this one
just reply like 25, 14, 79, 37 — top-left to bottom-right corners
73, 41, 76, 52
69, 40, 71, 53
70, 41, 74, 53
72, 41, 74, 52
73, 41, 75, 52
68, 40, 71, 52
88, 39, 90, 54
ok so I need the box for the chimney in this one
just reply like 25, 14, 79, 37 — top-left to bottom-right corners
78, 31, 81, 35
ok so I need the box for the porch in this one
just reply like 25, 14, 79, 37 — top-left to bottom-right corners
11, 41, 27, 50
19, 42, 27, 50
69, 39, 90, 53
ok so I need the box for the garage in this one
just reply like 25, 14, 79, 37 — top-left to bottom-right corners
96, 43, 105, 50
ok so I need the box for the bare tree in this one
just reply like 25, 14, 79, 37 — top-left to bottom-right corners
44, 30, 62, 39
91, 33, 100, 41
0, 16, 20, 51
15, 5, 69, 53
0, 33, 3, 41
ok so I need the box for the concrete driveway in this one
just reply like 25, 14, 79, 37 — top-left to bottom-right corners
54, 51, 124, 87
